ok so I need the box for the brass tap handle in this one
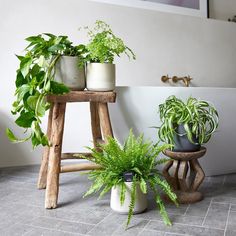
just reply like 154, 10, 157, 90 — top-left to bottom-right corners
161, 75, 170, 82
172, 75, 192, 87
161, 75, 193, 87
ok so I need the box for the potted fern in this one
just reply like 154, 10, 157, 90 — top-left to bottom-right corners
157, 96, 219, 152
82, 131, 178, 228
83, 20, 136, 91
7, 33, 87, 148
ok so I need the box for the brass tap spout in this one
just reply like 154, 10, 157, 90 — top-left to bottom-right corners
172, 75, 192, 87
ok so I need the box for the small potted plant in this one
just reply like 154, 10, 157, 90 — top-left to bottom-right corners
7, 33, 87, 147
157, 96, 219, 152
83, 20, 136, 91
82, 130, 178, 228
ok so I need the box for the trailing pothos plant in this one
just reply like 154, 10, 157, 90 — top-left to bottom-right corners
81, 130, 178, 228
81, 20, 136, 64
6, 33, 87, 148
157, 96, 219, 146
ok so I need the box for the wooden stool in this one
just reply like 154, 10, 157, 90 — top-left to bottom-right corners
163, 147, 206, 204
37, 91, 116, 209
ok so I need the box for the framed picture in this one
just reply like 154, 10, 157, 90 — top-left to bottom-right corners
91, 0, 209, 18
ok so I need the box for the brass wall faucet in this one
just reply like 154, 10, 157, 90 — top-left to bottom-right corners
161, 75, 192, 87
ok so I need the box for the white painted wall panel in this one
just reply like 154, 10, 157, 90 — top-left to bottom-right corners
0, 0, 235, 175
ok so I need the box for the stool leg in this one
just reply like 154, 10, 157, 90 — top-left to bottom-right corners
90, 102, 102, 148
162, 160, 178, 190
45, 102, 66, 209
97, 102, 113, 142
189, 159, 205, 191
37, 104, 53, 189
178, 161, 189, 192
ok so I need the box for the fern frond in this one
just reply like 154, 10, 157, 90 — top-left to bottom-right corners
140, 177, 147, 194
126, 178, 136, 229
120, 182, 126, 206
155, 194, 172, 226
154, 176, 178, 205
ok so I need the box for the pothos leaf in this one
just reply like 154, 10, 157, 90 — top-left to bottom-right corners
6, 128, 31, 143
49, 81, 70, 95
15, 112, 36, 128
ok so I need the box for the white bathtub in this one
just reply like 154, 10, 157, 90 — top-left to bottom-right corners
109, 86, 236, 176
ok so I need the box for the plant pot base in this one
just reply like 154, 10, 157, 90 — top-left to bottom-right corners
111, 207, 147, 215
110, 183, 148, 215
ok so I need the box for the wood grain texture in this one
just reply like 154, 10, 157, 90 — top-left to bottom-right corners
47, 91, 116, 103
45, 102, 66, 209
90, 102, 102, 148
61, 152, 93, 160
163, 147, 206, 161
37, 104, 53, 189
163, 148, 206, 204
178, 161, 189, 192
60, 162, 101, 173
98, 102, 113, 142
190, 159, 205, 191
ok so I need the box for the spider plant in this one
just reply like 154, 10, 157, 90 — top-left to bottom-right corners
158, 96, 219, 148
82, 130, 178, 228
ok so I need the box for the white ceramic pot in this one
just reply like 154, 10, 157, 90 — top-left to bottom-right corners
55, 56, 86, 91
86, 63, 115, 91
110, 182, 147, 214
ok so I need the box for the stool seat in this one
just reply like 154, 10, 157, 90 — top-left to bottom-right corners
163, 147, 206, 161
37, 91, 116, 209
47, 91, 116, 103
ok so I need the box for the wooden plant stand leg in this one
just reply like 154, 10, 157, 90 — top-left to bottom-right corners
37, 104, 53, 189
45, 102, 66, 209
190, 159, 205, 191
178, 161, 189, 192
97, 102, 113, 142
90, 102, 103, 148
163, 160, 177, 190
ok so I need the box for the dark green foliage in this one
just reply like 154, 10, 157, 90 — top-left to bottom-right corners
158, 96, 219, 147
7, 33, 87, 148
82, 130, 178, 229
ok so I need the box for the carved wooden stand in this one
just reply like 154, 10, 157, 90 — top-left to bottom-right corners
163, 147, 206, 204
37, 91, 116, 209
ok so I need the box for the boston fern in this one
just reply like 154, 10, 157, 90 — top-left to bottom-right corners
158, 96, 219, 146
82, 131, 178, 228
82, 20, 136, 63
6, 33, 86, 148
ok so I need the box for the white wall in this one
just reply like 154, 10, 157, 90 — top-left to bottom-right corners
0, 0, 235, 175
209, 0, 236, 21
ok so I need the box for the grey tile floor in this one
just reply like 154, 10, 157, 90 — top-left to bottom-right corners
0, 165, 236, 236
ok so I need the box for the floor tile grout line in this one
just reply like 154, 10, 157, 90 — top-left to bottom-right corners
21, 223, 85, 235
135, 219, 151, 236
223, 204, 231, 236
32, 215, 96, 227
183, 204, 190, 216
201, 198, 212, 226
147, 219, 224, 231
86, 212, 114, 235
164, 232, 191, 236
